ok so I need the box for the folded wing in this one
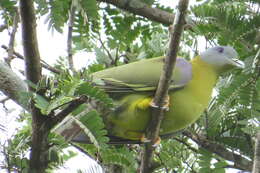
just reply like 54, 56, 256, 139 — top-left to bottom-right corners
92, 57, 192, 93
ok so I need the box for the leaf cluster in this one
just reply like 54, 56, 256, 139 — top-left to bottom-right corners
1, 0, 260, 172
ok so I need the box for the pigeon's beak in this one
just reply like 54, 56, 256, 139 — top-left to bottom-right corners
228, 58, 245, 68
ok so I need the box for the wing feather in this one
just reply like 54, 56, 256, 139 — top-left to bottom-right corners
92, 57, 192, 93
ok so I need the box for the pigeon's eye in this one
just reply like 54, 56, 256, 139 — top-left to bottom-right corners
215, 46, 224, 53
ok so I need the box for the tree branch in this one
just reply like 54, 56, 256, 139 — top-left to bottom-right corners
0, 24, 7, 32
183, 131, 253, 171
0, 97, 9, 104
98, 0, 175, 25
20, 1, 42, 86
0, 61, 28, 109
140, 0, 189, 172
67, 5, 76, 72
20, 0, 48, 172
50, 96, 89, 127
97, 32, 115, 66
252, 132, 260, 173
1, 45, 61, 74
173, 137, 198, 153
6, 8, 19, 66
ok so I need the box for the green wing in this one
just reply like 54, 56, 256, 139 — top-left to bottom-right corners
92, 57, 192, 93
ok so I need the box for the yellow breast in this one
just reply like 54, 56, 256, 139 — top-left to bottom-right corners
161, 57, 218, 134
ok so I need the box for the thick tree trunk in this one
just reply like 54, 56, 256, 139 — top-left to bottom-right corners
29, 114, 50, 172
19, 0, 49, 172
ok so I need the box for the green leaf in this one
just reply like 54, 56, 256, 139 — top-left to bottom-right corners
24, 80, 38, 90
0, 0, 16, 14
77, 110, 109, 149
199, 168, 212, 173
80, 0, 99, 20
35, 0, 49, 15
87, 63, 105, 73
47, 0, 70, 32
33, 94, 49, 115
75, 82, 114, 108
212, 168, 225, 173
102, 147, 137, 172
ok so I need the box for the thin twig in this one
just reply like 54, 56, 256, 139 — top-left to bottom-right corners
139, 0, 189, 172
0, 123, 6, 131
251, 50, 260, 173
3, 146, 11, 173
183, 130, 253, 171
0, 97, 9, 111
5, 8, 19, 66
114, 47, 119, 66
252, 132, 260, 173
204, 110, 209, 138
173, 137, 198, 153
67, 5, 76, 72
183, 159, 197, 173
50, 95, 89, 127
97, 32, 115, 65
0, 24, 7, 32
1, 45, 61, 74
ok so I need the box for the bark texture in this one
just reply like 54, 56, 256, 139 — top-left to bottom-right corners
0, 61, 28, 108
67, 5, 76, 72
140, 0, 189, 172
20, 0, 49, 172
1, 45, 61, 74
183, 131, 253, 171
252, 132, 260, 173
98, 0, 175, 25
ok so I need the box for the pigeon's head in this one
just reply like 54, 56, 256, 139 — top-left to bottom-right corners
200, 46, 244, 72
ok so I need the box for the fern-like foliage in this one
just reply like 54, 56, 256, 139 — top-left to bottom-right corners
192, 0, 260, 52
76, 110, 109, 149
0, 0, 16, 25
101, 147, 137, 172
75, 81, 114, 108
183, 1, 260, 172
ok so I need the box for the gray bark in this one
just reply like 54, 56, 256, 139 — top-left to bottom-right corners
140, 0, 189, 172
0, 60, 28, 109
252, 132, 260, 173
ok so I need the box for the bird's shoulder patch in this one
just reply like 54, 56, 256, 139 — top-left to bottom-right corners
170, 58, 193, 88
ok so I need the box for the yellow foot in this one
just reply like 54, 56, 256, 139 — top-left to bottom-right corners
141, 134, 161, 147
150, 95, 170, 111
152, 136, 161, 147
140, 134, 151, 143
